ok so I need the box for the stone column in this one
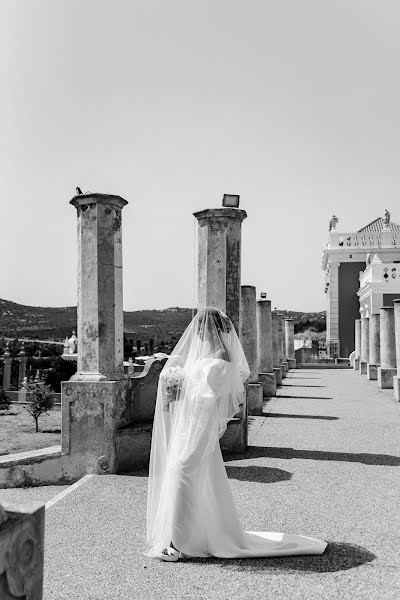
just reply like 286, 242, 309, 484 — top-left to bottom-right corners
18, 341, 27, 389
0, 501, 45, 599
392, 300, 400, 400
61, 193, 131, 476
378, 307, 397, 389
256, 298, 276, 398
194, 207, 247, 334
359, 317, 369, 374
70, 193, 128, 381
326, 260, 340, 357
367, 314, 380, 380
194, 206, 248, 452
2, 342, 12, 391
285, 318, 296, 369
278, 315, 287, 378
271, 312, 282, 387
240, 286, 263, 415
354, 319, 361, 370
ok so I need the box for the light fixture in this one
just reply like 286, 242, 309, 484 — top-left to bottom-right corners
260, 292, 267, 299
222, 194, 240, 208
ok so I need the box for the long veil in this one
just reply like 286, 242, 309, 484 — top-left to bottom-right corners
146, 307, 250, 552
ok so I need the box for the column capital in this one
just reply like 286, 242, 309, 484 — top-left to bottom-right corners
193, 207, 247, 224
70, 193, 128, 211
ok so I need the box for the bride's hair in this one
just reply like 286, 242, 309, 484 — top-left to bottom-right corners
196, 307, 231, 337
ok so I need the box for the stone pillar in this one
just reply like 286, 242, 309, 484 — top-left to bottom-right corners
271, 312, 282, 387
284, 318, 296, 369
240, 286, 263, 415
326, 260, 340, 357
392, 300, 400, 400
378, 307, 397, 389
2, 342, 12, 391
278, 315, 287, 378
0, 501, 45, 599
367, 314, 380, 380
70, 193, 128, 382
18, 341, 27, 389
61, 193, 131, 476
359, 317, 369, 375
194, 207, 247, 334
354, 319, 361, 370
194, 206, 248, 453
256, 298, 276, 398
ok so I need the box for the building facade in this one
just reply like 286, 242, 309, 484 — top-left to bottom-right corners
323, 214, 400, 358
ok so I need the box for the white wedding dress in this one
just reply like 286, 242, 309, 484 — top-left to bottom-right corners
147, 354, 327, 558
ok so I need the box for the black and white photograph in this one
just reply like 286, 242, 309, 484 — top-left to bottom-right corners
0, 1, 399, 598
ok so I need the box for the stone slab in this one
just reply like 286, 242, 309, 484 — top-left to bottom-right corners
378, 367, 397, 389
353, 357, 360, 370
367, 364, 378, 381
359, 361, 368, 375
287, 358, 296, 369
280, 365, 287, 379
273, 367, 282, 387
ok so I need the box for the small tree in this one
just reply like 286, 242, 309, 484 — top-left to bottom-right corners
26, 383, 54, 432
0, 388, 11, 411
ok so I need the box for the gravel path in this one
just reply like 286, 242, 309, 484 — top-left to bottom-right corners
42, 368, 400, 599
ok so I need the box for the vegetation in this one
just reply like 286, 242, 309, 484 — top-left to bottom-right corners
0, 388, 11, 411
25, 383, 55, 432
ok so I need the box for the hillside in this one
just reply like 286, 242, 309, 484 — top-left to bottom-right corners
0, 298, 325, 345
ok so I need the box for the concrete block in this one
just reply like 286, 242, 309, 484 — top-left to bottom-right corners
283, 361, 289, 374
360, 361, 368, 374
378, 367, 397, 389
353, 357, 360, 370
273, 367, 282, 387
393, 376, 400, 401
367, 364, 378, 381
247, 383, 264, 416
221, 406, 247, 455
258, 372, 276, 398
280, 365, 287, 379
287, 358, 296, 370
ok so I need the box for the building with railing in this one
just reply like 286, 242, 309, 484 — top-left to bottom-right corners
358, 254, 400, 317
322, 212, 400, 358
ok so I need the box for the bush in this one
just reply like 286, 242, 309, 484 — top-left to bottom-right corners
0, 388, 11, 411
25, 383, 55, 432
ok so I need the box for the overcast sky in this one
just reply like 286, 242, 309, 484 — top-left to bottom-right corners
1, 0, 400, 312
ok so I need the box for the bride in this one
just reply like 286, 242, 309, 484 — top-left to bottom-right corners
146, 307, 327, 561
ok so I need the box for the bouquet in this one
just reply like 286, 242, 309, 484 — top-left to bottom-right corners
161, 366, 185, 410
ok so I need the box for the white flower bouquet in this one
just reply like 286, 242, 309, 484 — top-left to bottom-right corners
161, 366, 185, 410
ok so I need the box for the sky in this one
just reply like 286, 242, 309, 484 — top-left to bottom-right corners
1, 0, 400, 312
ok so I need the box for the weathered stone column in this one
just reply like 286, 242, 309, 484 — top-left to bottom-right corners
194, 206, 248, 452
2, 342, 12, 391
278, 315, 287, 378
378, 307, 397, 389
18, 342, 27, 389
194, 207, 247, 334
354, 319, 361, 370
70, 193, 128, 381
257, 298, 276, 398
61, 193, 131, 476
359, 317, 369, 375
285, 318, 296, 369
392, 300, 400, 400
271, 312, 282, 387
367, 314, 380, 380
240, 286, 263, 415
0, 501, 45, 598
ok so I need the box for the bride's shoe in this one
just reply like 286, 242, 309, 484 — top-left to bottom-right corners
159, 546, 181, 562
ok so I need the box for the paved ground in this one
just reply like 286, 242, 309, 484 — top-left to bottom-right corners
5, 368, 400, 599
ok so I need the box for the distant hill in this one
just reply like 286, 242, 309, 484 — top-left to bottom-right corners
0, 298, 325, 345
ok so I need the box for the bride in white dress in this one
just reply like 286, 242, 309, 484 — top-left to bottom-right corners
146, 307, 327, 561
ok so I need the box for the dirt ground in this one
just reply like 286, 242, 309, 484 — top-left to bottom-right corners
0, 402, 61, 455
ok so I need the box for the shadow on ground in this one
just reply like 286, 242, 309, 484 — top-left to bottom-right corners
265, 413, 338, 421
226, 466, 292, 483
186, 542, 376, 573
277, 395, 333, 400
282, 384, 326, 388
226, 446, 400, 466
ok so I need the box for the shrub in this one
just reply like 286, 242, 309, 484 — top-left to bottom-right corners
25, 383, 55, 432
0, 388, 11, 411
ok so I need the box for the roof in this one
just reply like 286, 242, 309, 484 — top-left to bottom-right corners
358, 217, 400, 233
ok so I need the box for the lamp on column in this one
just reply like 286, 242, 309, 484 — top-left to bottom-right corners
222, 194, 240, 208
